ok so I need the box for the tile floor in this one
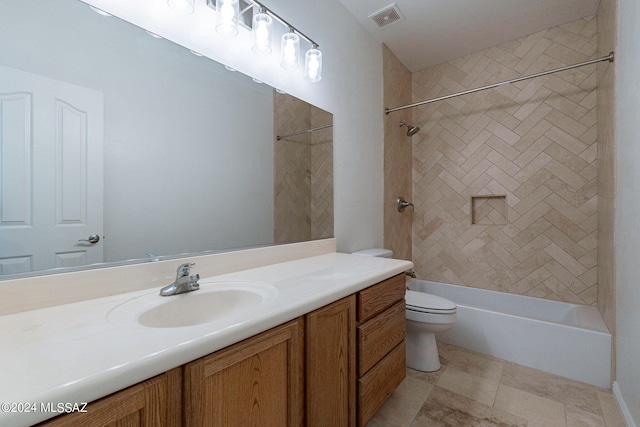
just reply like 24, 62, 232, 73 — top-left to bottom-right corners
367, 342, 626, 427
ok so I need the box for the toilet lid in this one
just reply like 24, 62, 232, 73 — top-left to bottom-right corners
406, 290, 456, 314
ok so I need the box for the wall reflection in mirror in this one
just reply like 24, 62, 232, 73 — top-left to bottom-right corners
0, 0, 333, 278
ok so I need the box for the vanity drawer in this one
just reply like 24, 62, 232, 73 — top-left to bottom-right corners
357, 341, 406, 427
357, 274, 405, 323
357, 300, 406, 376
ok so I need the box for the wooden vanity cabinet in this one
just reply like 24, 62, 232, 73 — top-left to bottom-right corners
356, 274, 406, 426
36, 368, 182, 427
36, 274, 406, 427
183, 318, 305, 427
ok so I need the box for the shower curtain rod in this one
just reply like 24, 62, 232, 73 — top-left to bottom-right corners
385, 52, 614, 115
276, 123, 333, 140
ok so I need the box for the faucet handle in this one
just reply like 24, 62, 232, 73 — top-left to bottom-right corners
176, 262, 195, 278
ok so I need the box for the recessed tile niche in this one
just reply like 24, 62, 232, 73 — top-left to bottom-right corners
471, 195, 507, 225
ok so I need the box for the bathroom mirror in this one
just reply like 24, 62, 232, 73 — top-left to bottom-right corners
0, 0, 333, 278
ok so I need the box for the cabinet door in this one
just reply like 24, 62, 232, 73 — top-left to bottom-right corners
184, 318, 305, 427
37, 368, 182, 427
305, 296, 356, 427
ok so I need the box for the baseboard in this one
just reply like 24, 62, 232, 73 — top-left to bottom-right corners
613, 381, 637, 427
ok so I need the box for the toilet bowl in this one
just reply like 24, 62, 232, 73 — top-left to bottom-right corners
350, 248, 457, 372
405, 290, 457, 372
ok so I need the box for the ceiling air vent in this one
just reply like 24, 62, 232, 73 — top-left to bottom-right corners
368, 4, 404, 29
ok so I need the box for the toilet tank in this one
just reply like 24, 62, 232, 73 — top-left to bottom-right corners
351, 248, 393, 258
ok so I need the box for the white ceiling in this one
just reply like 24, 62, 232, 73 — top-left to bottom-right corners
338, 0, 600, 72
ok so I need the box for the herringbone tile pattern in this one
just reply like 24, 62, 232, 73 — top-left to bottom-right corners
273, 92, 333, 243
310, 107, 334, 240
411, 17, 598, 304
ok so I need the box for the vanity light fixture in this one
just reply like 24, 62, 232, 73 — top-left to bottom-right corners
280, 28, 300, 70
215, 0, 239, 37
252, 7, 272, 55
195, 0, 324, 82
167, 0, 195, 15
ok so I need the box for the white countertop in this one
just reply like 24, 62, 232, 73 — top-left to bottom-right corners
0, 252, 412, 427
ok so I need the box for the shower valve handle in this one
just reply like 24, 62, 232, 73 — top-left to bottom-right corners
397, 196, 414, 212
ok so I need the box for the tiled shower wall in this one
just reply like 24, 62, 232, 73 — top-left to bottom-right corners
309, 106, 334, 240
596, 0, 617, 377
274, 92, 333, 244
383, 45, 413, 261
411, 17, 599, 304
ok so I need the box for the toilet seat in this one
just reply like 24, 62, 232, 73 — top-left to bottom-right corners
406, 290, 456, 314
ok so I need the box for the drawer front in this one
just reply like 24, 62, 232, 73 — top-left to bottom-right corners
357, 301, 406, 376
357, 274, 405, 323
357, 341, 406, 427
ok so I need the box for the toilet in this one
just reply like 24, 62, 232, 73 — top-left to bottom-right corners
405, 289, 456, 371
352, 248, 457, 372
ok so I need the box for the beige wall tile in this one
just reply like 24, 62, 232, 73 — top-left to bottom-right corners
596, 0, 617, 375
383, 45, 413, 262
410, 17, 599, 304
273, 93, 333, 244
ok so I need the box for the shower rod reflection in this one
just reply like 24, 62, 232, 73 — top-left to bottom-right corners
276, 123, 333, 140
385, 52, 614, 115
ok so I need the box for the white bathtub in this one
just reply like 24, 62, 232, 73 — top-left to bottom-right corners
408, 279, 612, 388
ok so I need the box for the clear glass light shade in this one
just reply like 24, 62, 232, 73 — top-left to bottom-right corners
167, 0, 194, 14
252, 10, 272, 55
280, 32, 300, 70
216, 0, 239, 38
305, 47, 322, 82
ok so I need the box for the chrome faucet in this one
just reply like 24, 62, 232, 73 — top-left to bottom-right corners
160, 263, 200, 296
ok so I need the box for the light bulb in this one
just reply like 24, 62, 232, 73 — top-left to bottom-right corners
216, 0, 239, 37
305, 46, 322, 82
167, 0, 194, 15
220, 2, 234, 19
252, 9, 272, 55
280, 31, 299, 70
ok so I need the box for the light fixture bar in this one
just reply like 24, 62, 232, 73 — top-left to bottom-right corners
250, 0, 319, 48
239, 2, 254, 15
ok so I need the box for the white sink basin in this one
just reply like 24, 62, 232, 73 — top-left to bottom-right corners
107, 280, 278, 328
